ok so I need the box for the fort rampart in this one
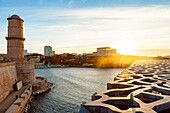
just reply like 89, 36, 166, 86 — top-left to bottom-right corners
16, 61, 35, 85
5, 84, 32, 113
0, 62, 17, 103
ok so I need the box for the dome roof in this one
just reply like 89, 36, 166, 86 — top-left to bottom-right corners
10, 14, 21, 19
7, 14, 24, 22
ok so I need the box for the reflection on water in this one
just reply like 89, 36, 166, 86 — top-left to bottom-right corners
28, 67, 123, 113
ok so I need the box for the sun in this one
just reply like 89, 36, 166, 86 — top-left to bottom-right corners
115, 40, 135, 55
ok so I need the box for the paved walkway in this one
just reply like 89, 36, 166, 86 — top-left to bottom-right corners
0, 86, 27, 113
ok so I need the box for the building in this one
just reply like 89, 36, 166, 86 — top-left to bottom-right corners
25, 53, 44, 68
0, 14, 35, 109
24, 50, 28, 55
0, 14, 51, 112
44, 46, 53, 56
93, 47, 117, 56
52, 51, 55, 56
6, 15, 25, 60
5, 15, 35, 85
25, 53, 43, 63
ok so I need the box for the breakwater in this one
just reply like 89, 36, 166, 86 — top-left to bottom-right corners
81, 60, 170, 113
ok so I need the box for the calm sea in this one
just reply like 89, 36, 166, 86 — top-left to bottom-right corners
28, 67, 124, 113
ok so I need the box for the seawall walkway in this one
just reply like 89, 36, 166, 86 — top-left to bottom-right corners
0, 85, 32, 113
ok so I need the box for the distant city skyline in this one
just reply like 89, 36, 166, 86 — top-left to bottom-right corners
1, 0, 170, 56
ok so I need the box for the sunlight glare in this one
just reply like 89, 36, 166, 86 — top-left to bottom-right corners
115, 40, 135, 55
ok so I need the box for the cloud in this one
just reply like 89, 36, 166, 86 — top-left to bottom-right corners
1, 5, 170, 54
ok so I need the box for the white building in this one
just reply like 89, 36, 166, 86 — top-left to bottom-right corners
44, 46, 53, 56
24, 50, 28, 56
94, 47, 117, 56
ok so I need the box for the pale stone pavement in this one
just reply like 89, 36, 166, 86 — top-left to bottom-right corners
0, 86, 27, 113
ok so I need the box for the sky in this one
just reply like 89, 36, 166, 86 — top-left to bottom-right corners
1, 0, 170, 56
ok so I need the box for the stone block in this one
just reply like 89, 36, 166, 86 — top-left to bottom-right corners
16, 81, 22, 91
20, 93, 27, 99
14, 98, 23, 106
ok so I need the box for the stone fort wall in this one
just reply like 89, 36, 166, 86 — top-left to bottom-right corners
0, 62, 17, 103
16, 60, 35, 85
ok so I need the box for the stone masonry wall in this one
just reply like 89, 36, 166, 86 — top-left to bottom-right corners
16, 60, 35, 85
0, 62, 17, 103
5, 84, 32, 113
7, 39, 24, 59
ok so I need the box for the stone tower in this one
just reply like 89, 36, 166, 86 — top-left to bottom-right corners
6, 14, 25, 60
5, 14, 35, 85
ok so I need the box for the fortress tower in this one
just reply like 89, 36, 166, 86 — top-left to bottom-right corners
5, 14, 35, 85
6, 14, 25, 60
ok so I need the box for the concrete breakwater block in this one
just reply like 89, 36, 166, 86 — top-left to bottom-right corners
80, 60, 170, 113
